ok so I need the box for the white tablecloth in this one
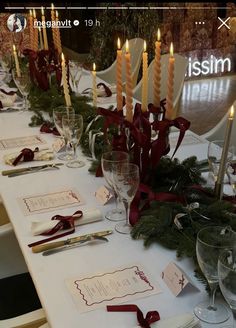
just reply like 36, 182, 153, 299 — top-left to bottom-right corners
0, 76, 232, 328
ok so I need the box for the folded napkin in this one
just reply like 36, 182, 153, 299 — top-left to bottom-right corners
31, 208, 103, 236
0, 88, 17, 108
4, 148, 54, 166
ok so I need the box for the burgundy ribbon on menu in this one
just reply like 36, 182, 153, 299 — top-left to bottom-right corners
107, 304, 160, 328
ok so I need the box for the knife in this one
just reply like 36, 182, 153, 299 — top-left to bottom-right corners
2, 163, 64, 176
42, 235, 108, 256
32, 230, 113, 253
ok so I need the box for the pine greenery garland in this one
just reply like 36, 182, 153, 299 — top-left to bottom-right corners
131, 156, 236, 286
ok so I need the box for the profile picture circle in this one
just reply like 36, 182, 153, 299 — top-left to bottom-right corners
7, 13, 27, 32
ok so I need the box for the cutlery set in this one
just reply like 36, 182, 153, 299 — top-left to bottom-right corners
31, 230, 113, 255
2, 163, 64, 177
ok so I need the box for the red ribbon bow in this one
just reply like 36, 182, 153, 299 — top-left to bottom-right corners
28, 210, 83, 247
40, 122, 60, 136
12, 147, 39, 166
107, 305, 160, 328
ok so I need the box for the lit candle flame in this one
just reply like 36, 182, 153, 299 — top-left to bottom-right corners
41, 6, 44, 15
39, 26, 41, 32
56, 10, 58, 18
230, 105, 234, 119
117, 37, 121, 50
170, 42, 174, 57
143, 40, 147, 52
125, 39, 129, 53
29, 9, 32, 16
61, 53, 65, 62
157, 28, 161, 41
13, 44, 16, 52
51, 3, 54, 10
93, 63, 96, 71
33, 9, 36, 19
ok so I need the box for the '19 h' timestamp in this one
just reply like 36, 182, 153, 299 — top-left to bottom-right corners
73, 19, 101, 27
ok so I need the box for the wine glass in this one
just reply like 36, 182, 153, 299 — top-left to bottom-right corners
101, 151, 129, 221
218, 249, 236, 324
62, 114, 85, 168
194, 225, 236, 324
12, 69, 31, 110
53, 106, 75, 160
69, 60, 82, 93
112, 163, 139, 234
208, 140, 234, 184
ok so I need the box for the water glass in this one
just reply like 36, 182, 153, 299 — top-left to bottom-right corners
12, 69, 31, 110
218, 249, 236, 324
53, 106, 75, 160
62, 114, 85, 168
101, 151, 129, 221
194, 225, 236, 324
112, 163, 140, 234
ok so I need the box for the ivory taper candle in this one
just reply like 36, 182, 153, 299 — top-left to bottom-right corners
92, 63, 97, 107
215, 105, 235, 199
51, 4, 56, 50
125, 40, 133, 122
41, 7, 49, 50
13, 44, 21, 77
55, 11, 62, 54
141, 40, 148, 112
153, 28, 161, 107
166, 42, 175, 120
33, 9, 38, 51
38, 27, 44, 50
61, 53, 72, 107
28, 10, 34, 50
116, 37, 123, 111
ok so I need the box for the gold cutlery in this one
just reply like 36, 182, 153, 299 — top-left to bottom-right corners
2, 163, 64, 176
32, 230, 113, 253
42, 235, 108, 256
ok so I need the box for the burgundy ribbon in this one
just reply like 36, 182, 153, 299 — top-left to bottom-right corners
28, 210, 83, 247
0, 88, 16, 96
12, 147, 39, 166
130, 183, 185, 226
40, 122, 60, 136
107, 305, 160, 328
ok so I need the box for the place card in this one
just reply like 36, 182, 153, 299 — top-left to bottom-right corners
66, 264, 161, 313
161, 262, 197, 296
0, 135, 46, 150
95, 185, 113, 205
18, 189, 85, 216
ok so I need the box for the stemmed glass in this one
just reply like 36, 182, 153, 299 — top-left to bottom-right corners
112, 163, 139, 234
69, 60, 82, 93
218, 249, 236, 325
208, 140, 234, 184
53, 106, 75, 160
12, 70, 31, 110
62, 114, 85, 168
194, 225, 236, 324
101, 151, 129, 221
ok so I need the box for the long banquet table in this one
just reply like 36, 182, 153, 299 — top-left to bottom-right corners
0, 74, 233, 328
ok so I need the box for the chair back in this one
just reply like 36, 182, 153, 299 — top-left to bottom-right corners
133, 53, 188, 109
201, 101, 236, 146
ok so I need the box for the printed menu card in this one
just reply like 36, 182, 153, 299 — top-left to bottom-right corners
0, 135, 46, 150
66, 264, 161, 313
18, 189, 84, 215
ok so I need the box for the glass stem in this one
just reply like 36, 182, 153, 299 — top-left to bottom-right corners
123, 200, 131, 227
23, 95, 28, 111
113, 191, 120, 212
72, 143, 77, 159
208, 285, 217, 311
